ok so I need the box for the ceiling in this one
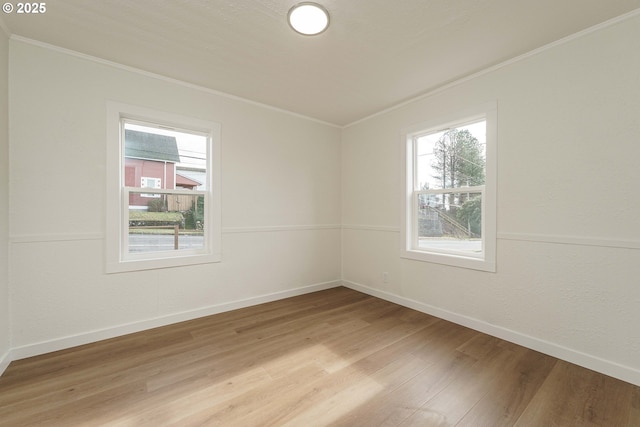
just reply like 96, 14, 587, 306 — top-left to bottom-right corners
2, 0, 640, 126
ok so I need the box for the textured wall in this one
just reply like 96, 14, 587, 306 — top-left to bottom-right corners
8, 40, 342, 354
342, 14, 640, 385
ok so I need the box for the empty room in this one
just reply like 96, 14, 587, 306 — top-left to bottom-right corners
1, 1, 640, 425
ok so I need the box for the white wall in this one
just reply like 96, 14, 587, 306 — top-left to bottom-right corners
0, 27, 10, 372
342, 13, 640, 386
8, 40, 342, 356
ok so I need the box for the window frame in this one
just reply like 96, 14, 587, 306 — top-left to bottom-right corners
401, 102, 497, 272
106, 102, 221, 273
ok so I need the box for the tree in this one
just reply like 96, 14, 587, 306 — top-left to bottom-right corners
430, 128, 485, 237
431, 128, 485, 190
456, 195, 482, 237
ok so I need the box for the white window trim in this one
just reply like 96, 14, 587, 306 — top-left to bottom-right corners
106, 102, 221, 273
401, 102, 497, 272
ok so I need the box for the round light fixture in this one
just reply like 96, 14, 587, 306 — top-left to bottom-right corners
288, 2, 330, 36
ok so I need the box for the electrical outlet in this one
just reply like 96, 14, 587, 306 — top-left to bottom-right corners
382, 272, 389, 283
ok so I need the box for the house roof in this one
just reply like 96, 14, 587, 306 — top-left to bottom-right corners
176, 169, 207, 191
124, 129, 180, 163
176, 173, 202, 188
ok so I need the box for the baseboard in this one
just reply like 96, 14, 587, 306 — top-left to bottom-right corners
0, 349, 11, 377
343, 280, 640, 387
10, 280, 342, 362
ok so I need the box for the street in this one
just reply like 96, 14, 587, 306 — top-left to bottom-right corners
128, 233, 205, 253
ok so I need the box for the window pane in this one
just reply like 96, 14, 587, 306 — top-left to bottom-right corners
415, 121, 486, 191
123, 121, 208, 254
124, 122, 207, 193
128, 192, 205, 253
417, 191, 482, 255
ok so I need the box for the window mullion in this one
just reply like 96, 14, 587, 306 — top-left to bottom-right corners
125, 187, 207, 196
416, 185, 485, 196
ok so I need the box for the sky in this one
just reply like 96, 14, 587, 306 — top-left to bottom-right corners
125, 122, 207, 170
415, 120, 486, 190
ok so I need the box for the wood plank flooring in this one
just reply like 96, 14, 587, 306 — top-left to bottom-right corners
1, 287, 638, 426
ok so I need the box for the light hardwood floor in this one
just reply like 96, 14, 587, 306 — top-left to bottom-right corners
1, 287, 638, 426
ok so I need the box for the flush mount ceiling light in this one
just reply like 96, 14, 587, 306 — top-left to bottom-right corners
288, 2, 330, 36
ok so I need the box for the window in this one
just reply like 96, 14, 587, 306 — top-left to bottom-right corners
106, 102, 221, 273
141, 177, 161, 189
402, 103, 496, 272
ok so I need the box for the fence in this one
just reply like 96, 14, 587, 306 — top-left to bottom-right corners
166, 194, 199, 212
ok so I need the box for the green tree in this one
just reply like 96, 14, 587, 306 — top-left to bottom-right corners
184, 196, 205, 230
456, 195, 482, 237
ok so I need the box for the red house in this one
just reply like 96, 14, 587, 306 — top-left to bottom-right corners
124, 129, 180, 209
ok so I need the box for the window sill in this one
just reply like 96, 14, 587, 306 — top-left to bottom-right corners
401, 249, 496, 272
106, 252, 221, 274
